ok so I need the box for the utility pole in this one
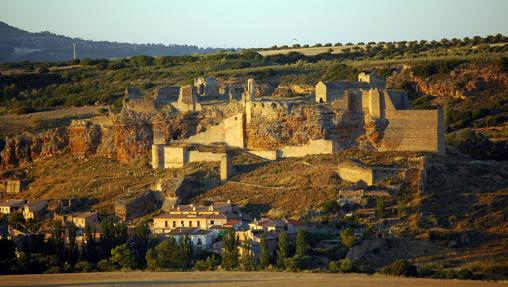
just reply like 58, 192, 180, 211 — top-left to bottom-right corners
73, 42, 76, 60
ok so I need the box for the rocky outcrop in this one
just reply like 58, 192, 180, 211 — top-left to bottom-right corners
388, 64, 508, 100
1, 127, 68, 169
0, 109, 201, 168
69, 121, 102, 157
364, 117, 388, 148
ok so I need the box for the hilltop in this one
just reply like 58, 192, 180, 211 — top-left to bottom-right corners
0, 21, 221, 63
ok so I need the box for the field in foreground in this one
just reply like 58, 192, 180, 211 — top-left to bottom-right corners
0, 272, 506, 287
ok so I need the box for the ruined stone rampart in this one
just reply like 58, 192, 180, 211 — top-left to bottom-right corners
337, 159, 374, 185
280, 139, 338, 158
184, 113, 245, 148
380, 109, 445, 154
153, 145, 232, 180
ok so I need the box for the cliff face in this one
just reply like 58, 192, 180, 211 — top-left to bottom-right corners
388, 64, 508, 99
1, 98, 361, 168
69, 121, 103, 157
1, 110, 200, 169
1, 127, 69, 169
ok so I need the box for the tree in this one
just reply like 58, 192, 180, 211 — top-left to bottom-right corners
259, 233, 270, 268
155, 238, 179, 269
397, 199, 407, 217
375, 197, 386, 218
340, 227, 355, 249
322, 200, 339, 213
145, 236, 192, 270
284, 255, 314, 272
48, 219, 65, 256
7, 212, 24, 228
276, 231, 289, 269
221, 229, 239, 270
131, 221, 150, 269
145, 248, 159, 270
100, 216, 127, 259
83, 223, 97, 262
3, 83, 19, 100
176, 236, 193, 269
110, 243, 134, 270
240, 235, 255, 271
66, 222, 78, 264
0, 238, 16, 262
295, 230, 309, 257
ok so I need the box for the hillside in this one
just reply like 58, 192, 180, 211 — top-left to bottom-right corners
0, 34, 508, 277
0, 21, 220, 62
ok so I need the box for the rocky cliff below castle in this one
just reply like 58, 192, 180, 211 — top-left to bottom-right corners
0, 101, 348, 169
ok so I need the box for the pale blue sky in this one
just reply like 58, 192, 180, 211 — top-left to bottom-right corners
1, 0, 507, 48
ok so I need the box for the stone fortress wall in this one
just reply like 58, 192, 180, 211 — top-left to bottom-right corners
151, 145, 232, 180
144, 71, 444, 178
316, 72, 445, 155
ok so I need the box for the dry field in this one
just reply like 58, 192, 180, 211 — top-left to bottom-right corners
258, 46, 361, 56
0, 271, 505, 287
0, 105, 105, 138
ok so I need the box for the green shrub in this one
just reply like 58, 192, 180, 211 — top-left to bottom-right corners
97, 259, 117, 272
380, 259, 417, 277
322, 200, 339, 213
74, 261, 95, 273
431, 268, 477, 280
284, 255, 314, 272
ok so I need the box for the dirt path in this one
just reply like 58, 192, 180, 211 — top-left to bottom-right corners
0, 271, 505, 287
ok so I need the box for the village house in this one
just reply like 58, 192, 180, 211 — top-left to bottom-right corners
152, 202, 233, 235
0, 199, 25, 215
22, 200, 48, 220
166, 227, 215, 250
55, 211, 99, 229
236, 218, 305, 258
248, 218, 304, 234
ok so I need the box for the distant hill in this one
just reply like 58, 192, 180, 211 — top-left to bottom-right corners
0, 21, 221, 62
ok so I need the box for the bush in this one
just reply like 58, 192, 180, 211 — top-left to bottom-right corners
339, 227, 355, 249
446, 128, 507, 160
74, 261, 95, 273
432, 268, 477, 280
322, 200, 339, 213
97, 259, 117, 272
194, 255, 220, 271
380, 259, 417, 277
284, 255, 314, 272
329, 258, 355, 273
110, 243, 134, 270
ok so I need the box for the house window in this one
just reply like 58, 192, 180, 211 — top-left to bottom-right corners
197, 221, 200, 227
165, 221, 168, 227
189, 221, 192, 227
210, 220, 214, 225
197, 238, 202, 245
181, 221, 184, 226
173, 221, 176, 227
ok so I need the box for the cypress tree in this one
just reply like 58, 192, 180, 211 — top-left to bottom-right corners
276, 231, 289, 269
259, 233, 270, 268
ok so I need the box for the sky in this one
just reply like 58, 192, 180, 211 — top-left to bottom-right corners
1, 0, 507, 48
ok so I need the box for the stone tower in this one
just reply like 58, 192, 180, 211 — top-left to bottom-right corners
243, 79, 255, 124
